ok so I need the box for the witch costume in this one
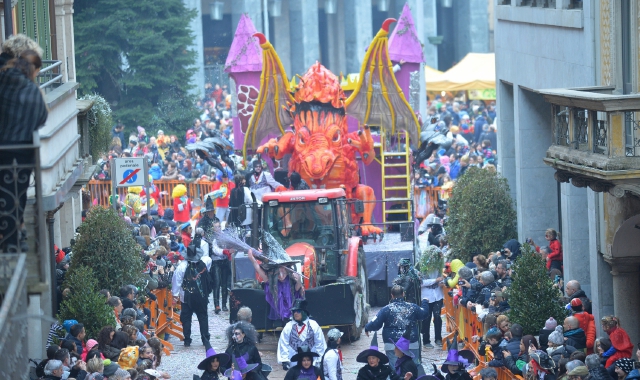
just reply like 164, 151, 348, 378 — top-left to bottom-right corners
283, 346, 323, 380
434, 334, 474, 380
171, 235, 213, 347
393, 258, 421, 304
196, 197, 220, 242
224, 352, 266, 380
389, 326, 419, 380
278, 300, 326, 367
194, 341, 230, 380
356, 332, 406, 380
224, 321, 262, 374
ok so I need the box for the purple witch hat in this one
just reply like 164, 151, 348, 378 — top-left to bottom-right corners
224, 352, 259, 377
388, 324, 414, 358
440, 332, 474, 371
197, 340, 230, 370
356, 331, 389, 364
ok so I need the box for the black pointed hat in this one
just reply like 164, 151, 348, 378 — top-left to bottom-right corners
356, 331, 389, 364
197, 340, 230, 370
290, 345, 320, 363
203, 196, 215, 213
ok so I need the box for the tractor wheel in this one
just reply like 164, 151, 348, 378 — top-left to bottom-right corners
349, 247, 369, 341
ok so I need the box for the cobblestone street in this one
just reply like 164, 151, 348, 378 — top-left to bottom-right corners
161, 299, 449, 379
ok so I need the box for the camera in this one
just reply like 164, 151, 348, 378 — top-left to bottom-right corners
499, 248, 507, 256
554, 275, 561, 284
490, 292, 496, 300
634, 361, 640, 369
458, 280, 466, 285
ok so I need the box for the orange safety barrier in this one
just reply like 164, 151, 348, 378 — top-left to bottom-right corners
442, 291, 524, 380
144, 288, 184, 354
87, 179, 215, 209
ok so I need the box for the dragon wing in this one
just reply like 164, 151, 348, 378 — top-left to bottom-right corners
243, 33, 295, 157
345, 18, 420, 143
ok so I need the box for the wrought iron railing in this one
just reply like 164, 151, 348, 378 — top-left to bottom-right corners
554, 105, 570, 146
593, 112, 607, 155
573, 109, 589, 150
37, 60, 63, 92
0, 253, 29, 379
624, 112, 640, 157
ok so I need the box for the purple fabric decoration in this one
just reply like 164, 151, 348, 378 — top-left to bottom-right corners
388, 3, 425, 63
263, 280, 303, 320
395, 355, 411, 376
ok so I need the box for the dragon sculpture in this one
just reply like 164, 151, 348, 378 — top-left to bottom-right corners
245, 19, 420, 237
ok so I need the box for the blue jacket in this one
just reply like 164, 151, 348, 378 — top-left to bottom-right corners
627, 369, 640, 379
64, 333, 84, 355
364, 298, 429, 343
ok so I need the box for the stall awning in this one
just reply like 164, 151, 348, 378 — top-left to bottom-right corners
426, 53, 495, 92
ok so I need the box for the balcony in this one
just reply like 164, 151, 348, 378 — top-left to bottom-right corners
538, 86, 640, 197
0, 254, 29, 379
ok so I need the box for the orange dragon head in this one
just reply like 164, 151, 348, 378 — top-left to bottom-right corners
289, 63, 347, 180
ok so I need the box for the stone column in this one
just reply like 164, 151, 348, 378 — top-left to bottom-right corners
497, 82, 516, 201
272, 0, 291, 75
423, 0, 438, 69
324, 0, 346, 74
588, 189, 614, 337
183, 0, 205, 95
232, 0, 263, 34
606, 258, 640, 347
560, 183, 590, 294
288, 0, 319, 76
54, 0, 76, 82
343, 0, 372, 74
514, 88, 559, 240
453, 0, 489, 61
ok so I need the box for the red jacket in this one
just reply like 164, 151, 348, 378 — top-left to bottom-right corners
212, 181, 235, 208
573, 311, 596, 353
605, 326, 633, 368
173, 197, 191, 223
537, 239, 563, 270
181, 230, 192, 248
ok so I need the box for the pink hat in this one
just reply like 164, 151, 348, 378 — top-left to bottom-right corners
545, 317, 557, 330
86, 339, 99, 351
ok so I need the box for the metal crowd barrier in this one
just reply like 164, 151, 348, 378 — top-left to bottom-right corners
144, 288, 184, 355
442, 291, 523, 380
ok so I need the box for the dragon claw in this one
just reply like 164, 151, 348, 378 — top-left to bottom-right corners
274, 145, 279, 155
264, 147, 269, 154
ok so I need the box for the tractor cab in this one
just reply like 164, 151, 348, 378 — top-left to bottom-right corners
262, 188, 352, 284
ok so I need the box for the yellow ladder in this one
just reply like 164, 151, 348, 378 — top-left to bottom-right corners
380, 131, 412, 228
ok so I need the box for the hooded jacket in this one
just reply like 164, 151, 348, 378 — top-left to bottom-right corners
503, 239, 521, 262
572, 311, 596, 352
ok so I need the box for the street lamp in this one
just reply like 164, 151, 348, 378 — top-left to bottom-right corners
378, 0, 389, 12
324, 0, 337, 14
210, 0, 225, 21
268, 0, 282, 17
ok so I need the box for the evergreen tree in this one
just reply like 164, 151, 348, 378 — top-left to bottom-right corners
507, 244, 568, 335
74, 0, 200, 135
447, 167, 517, 260
69, 207, 144, 295
58, 265, 115, 339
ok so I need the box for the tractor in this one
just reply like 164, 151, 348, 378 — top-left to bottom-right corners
228, 188, 369, 340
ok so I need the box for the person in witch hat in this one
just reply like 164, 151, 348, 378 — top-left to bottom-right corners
356, 331, 412, 380
283, 345, 322, 380
277, 299, 326, 370
223, 351, 265, 380
389, 326, 419, 380
194, 340, 230, 380
223, 321, 262, 375
196, 196, 219, 238
247, 241, 304, 321
435, 333, 474, 380
171, 233, 213, 347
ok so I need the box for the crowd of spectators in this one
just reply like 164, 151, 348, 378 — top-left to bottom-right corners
414, 98, 498, 220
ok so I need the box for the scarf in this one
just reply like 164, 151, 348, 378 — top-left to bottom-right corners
394, 355, 410, 376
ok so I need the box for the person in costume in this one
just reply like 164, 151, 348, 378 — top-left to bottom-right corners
195, 341, 230, 380
393, 258, 420, 304
140, 175, 165, 217
283, 345, 323, 380
521, 351, 557, 380
224, 321, 262, 374
228, 173, 255, 233
277, 300, 326, 370
205, 216, 233, 315
356, 332, 412, 380
124, 186, 142, 217
433, 335, 474, 380
171, 234, 213, 347
248, 160, 283, 202
389, 326, 419, 380
212, 171, 235, 224
224, 352, 266, 380
196, 197, 219, 240
247, 243, 304, 321
180, 222, 193, 248
322, 328, 344, 380
172, 184, 192, 224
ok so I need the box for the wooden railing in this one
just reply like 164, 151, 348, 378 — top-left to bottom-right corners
442, 291, 523, 380
144, 288, 184, 355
